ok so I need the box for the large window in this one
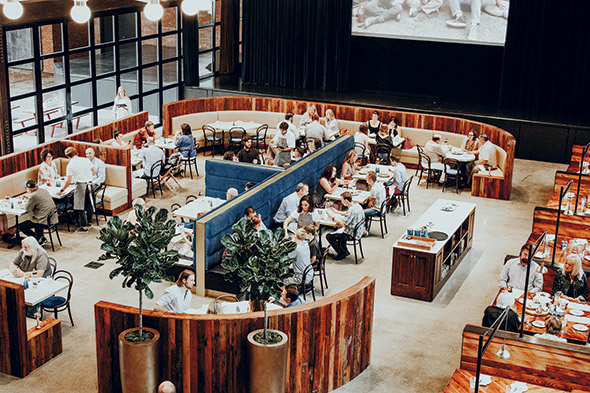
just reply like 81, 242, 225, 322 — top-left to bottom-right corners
5, 6, 183, 152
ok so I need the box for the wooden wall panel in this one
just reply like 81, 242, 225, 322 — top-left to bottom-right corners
531, 207, 590, 241
162, 97, 515, 199
26, 319, 62, 373
95, 277, 376, 393
0, 141, 61, 179
460, 324, 590, 392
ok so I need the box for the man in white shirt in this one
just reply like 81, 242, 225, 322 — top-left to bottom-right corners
364, 171, 386, 217
424, 134, 447, 182
154, 270, 195, 313
273, 183, 309, 225
136, 137, 165, 178
58, 146, 97, 231
305, 114, 329, 147
285, 229, 313, 285
391, 155, 408, 194
499, 245, 543, 293
467, 133, 498, 185
86, 148, 106, 191
277, 112, 299, 141
271, 122, 296, 167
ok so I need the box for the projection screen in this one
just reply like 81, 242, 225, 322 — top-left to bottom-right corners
352, 0, 509, 46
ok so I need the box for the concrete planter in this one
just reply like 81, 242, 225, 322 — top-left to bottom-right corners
247, 329, 288, 393
118, 327, 160, 393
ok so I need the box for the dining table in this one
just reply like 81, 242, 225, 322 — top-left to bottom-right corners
325, 187, 371, 205
0, 269, 68, 307
353, 164, 395, 182
492, 288, 590, 343
172, 196, 225, 221
444, 369, 569, 393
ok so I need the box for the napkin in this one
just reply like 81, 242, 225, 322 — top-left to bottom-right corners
564, 315, 590, 325
568, 302, 590, 312
507, 381, 528, 393
479, 374, 492, 386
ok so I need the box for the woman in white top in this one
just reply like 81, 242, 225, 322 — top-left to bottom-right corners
534, 315, 567, 343
341, 150, 358, 180
325, 109, 339, 137
111, 131, 129, 147
113, 86, 132, 120
37, 148, 59, 185
283, 195, 321, 234
299, 105, 317, 128
154, 270, 195, 313
354, 123, 370, 157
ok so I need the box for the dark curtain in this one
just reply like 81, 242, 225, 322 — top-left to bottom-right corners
182, 13, 200, 86
219, 0, 240, 74
241, 0, 352, 91
500, 0, 590, 123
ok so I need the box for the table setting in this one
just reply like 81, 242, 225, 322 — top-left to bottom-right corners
0, 269, 68, 306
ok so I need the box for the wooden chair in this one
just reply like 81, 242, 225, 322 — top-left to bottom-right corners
160, 153, 183, 192
48, 257, 57, 278
345, 220, 366, 264
185, 194, 198, 204
146, 161, 163, 198
416, 145, 441, 188
365, 198, 389, 238
180, 144, 199, 179
41, 210, 62, 252
40, 270, 74, 326
391, 175, 413, 216
92, 184, 107, 226
202, 125, 223, 156
299, 264, 316, 301
313, 248, 329, 296
252, 124, 269, 151
442, 158, 459, 193
170, 203, 184, 223
228, 127, 246, 152
375, 144, 392, 165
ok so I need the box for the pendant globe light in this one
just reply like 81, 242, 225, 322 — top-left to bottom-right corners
71, 0, 91, 24
181, 0, 212, 16
3, 0, 24, 20
144, 0, 164, 21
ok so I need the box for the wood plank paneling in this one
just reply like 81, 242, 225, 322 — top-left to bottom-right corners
95, 277, 376, 393
460, 324, 590, 392
162, 97, 515, 200
0, 280, 62, 378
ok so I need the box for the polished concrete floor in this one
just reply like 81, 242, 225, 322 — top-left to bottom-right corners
0, 156, 564, 392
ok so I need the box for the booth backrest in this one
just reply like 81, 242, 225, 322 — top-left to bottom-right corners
399, 127, 467, 149
94, 276, 375, 393
531, 206, 590, 240
64, 112, 149, 143
217, 110, 282, 125
193, 136, 355, 293
205, 160, 284, 200
461, 324, 590, 392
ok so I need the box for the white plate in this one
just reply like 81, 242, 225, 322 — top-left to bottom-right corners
534, 296, 551, 304
532, 320, 545, 328
569, 309, 585, 317
534, 252, 545, 258
538, 292, 551, 297
573, 324, 589, 332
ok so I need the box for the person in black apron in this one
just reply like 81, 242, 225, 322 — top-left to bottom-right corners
272, 122, 295, 167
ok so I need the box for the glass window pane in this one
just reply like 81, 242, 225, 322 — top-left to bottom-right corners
163, 87, 178, 106
42, 90, 66, 122
120, 71, 138, 97
40, 24, 63, 55
71, 82, 93, 113
11, 97, 37, 131
72, 111, 93, 132
143, 93, 160, 122
95, 16, 114, 44
131, 98, 139, 116
118, 13, 137, 40
199, 27, 213, 51
216, 25, 221, 48
162, 37, 177, 60
162, 62, 178, 86
199, 52, 213, 78
142, 66, 159, 93
162, 7, 177, 33
142, 38, 158, 64
68, 22, 90, 50
41, 57, 65, 89
44, 118, 67, 141
199, 8, 213, 25
98, 108, 114, 126
96, 77, 116, 106
96, 47, 115, 75
141, 12, 158, 36
6, 28, 33, 62
9, 65, 35, 96
120, 42, 138, 70
69, 51, 91, 82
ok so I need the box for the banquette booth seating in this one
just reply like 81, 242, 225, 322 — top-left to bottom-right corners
453, 324, 590, 392
190, 135, 354, 296
0, 280, 62, 377
162, 97, 515, 200
94, 276, 375, 393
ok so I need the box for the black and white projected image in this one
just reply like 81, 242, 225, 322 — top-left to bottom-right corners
352, 0, 509, 46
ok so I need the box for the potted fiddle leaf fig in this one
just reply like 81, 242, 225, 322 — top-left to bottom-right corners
98, 205, 178, 393
221, 217, 296, 393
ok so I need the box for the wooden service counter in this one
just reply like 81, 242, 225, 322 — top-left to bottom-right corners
391, 199, 476, 301
95, 277, 375, 393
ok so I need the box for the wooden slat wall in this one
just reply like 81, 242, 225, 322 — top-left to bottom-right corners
531, 207, 590, 241
0, 141, 62, 179
64, 112, 149, 143
567, 145, 585, 173
0, 280, 62, 378
94, 277, 375, 393
162, 97, 515, 200
460, 324, 590, 392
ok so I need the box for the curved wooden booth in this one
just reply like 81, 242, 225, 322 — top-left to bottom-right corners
162, 96, 516, 200
95, 276, 376, 393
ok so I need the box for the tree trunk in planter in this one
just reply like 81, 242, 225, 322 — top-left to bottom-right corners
247, 329, 288, 393
118, 327, 160, 393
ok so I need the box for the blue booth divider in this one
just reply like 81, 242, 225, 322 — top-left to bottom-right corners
204, 160, 284, 199
192, 136, 355, 295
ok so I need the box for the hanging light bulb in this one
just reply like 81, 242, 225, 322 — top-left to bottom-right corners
144, 0, 164, 21
4, 0, 24, 20
71, 0, 91, 24
181, 0, 199, 16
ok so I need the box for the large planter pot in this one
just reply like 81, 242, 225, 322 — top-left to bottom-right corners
118, 327, 160, 393
247, 329, 288, 393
